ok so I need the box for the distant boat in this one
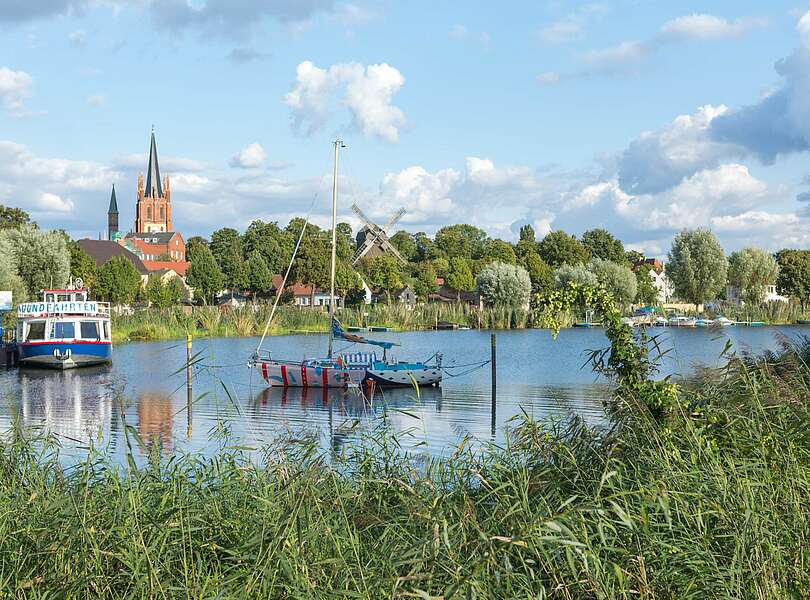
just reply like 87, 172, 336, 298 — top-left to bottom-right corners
715, 316, 734, 327
695, 318, 715, 327
668, 316, 696, 327
749, 321, 765, 327
16, 281, 112, 369
798, 319, 810, 325
654, 316, 668, 326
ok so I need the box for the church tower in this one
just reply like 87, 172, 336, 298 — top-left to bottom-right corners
107, 184, 119, 240
134, 128, 172, 233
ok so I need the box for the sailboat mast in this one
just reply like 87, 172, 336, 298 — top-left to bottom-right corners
328, 139, 343, 359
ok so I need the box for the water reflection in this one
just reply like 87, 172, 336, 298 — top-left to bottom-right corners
137, 392, 174, 452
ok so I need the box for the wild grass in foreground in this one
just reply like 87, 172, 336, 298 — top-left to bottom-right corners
1, 335, 810, 597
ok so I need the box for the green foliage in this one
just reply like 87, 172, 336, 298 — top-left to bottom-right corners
518, 223, 535, 243
775, 249, 810, 308
292, 234, 331, 291
0, 224, 70, 297
667, 228, 728, 307
538, 230, 590, 268
589, 258, 638, 305
96, 256, 142, 304
728, 247, 780, 305
633, 263, 659, 305
519, 251, 554, 295
445, 257, 475, 293
185, 236, 208, 263
365, 255, 403, 301
553, 263, 598, 288
210, 227, 248, 290
146, 274, 184, 308
389, 230, 418, 261
186, 246, 224, 305
434, 224, 488, 259
0, 204, 34, 231
0, 250, 27, 305
334, 260, 362, 296
246, 251, 273, 296
412, 262, 438, 300
413, 231, 439, 261
68, 242, 97, 291
476, 261, 531, 308
581, 228, 626, 264
482, 239, 517, 264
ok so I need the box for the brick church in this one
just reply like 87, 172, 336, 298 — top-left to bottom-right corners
107, 129, 189, 276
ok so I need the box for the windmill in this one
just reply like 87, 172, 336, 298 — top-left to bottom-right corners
351, 203, 407, 264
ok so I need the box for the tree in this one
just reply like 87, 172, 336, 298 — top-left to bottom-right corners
336, 222, 354, 262
246, 251, 273, 300
68, 242, 98, 292
483, 239, 517, 265
389, 231, 419, 262
186, 236, 208, 263
554, 264, 598, 288
589, 258, 638, 305
727, 247, 780, 305
775, 249, 810, 308
0, 224, 70, 297
434, 224, 488, 259
582, 228, 626, 264
476, 262, 531, 308
519, 251, 554, 295
242, 220, 288, 274
96, 256, 142, 304
210, 227, 247, 291
146, 274, 183, 308
0, 205, 35, 231
0, 250, 27, 305
445, 257, 475, 300
634, 263, 659, 305
538, 230, 590, 268
413, 232, 439, 261
413, 262, 438, 300
292, 235, 331, 304
186, 246, 224, 304
666, 228, 728, 309
335, 261, 362, 299
519, 224, 536, 243
365, 255, 403, 302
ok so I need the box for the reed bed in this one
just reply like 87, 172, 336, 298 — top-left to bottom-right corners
1, 338, 810, 597
111, 304, 544, 343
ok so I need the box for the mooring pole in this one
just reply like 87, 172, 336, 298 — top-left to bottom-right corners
490, 332, 497, 437
186, 334, 193, 438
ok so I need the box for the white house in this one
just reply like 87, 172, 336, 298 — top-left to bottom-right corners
725, 284, 788, 306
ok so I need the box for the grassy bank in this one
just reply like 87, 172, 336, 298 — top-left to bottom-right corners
111, 303, 536, 344
2, 331, 810, 596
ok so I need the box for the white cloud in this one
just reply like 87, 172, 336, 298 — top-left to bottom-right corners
537, 3, 608, 45
659, 14, 767, 41
536, 71, 561, 86
229, 142, 266, 168
285, 60, 406, 143
0, 67, 33, 116
465, 157, 535, 188
37, 192, 74, 213
582, 40, 648, 70
87, 94, 105, 106
378, 166, 459, 222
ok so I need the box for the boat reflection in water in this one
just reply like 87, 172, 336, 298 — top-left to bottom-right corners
17, 365, 116, 447
137, 392, 175, 453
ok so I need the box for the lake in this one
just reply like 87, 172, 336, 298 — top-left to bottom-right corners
1, 326, 807, 464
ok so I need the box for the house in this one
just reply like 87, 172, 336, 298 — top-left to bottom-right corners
77, 239, 150, 286
725, 284, 788, 306
216, 291, 249, 308
634, 258, 672, 304
123, 231, 189, 275
372, 286, 417, 306
270, 275, 343, 308
150, 268, 193, 302
427, 278, 482, 307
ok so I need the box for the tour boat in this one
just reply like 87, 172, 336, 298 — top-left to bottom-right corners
16, 282, 112, 369
251, 140, 443, 389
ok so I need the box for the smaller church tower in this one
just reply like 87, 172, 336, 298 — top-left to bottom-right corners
107, 184, 119, 240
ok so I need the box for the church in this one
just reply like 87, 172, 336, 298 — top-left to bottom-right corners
107, 129, 189, 276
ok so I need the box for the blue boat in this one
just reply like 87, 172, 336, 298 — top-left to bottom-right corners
16, 284, 112, 369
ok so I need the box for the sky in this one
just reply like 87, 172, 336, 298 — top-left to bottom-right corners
2, 0, 810, 258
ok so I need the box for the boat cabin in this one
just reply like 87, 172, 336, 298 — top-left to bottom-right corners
16, 288, 111, 345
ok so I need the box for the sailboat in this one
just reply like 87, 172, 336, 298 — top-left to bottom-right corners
250, 140, 443, 389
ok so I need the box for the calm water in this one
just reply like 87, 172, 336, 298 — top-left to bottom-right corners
1, 326, 807, 463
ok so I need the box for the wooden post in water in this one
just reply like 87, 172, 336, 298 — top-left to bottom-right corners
490, 333, 497, 437
186, 334, 193, 438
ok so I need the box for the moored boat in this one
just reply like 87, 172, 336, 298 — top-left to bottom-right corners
668, 316, 696, 327
715, 316, 734, 327
16, 283, 112, 369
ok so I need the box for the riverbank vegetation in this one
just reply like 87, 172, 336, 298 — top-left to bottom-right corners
2, 292, 809, 596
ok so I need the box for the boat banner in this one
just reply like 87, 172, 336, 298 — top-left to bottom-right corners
0, 291, 10, 311
17, 301, 100, 317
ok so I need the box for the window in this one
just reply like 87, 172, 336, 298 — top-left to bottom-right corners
103, 321, 110, 341
53, 321, 75, 339
147, 206, 152, 220
160, 206, 165, 220
45, 294, 54, 302
26, 321, 46, 341
80, 321, 100, 339
57, 294, 70, 301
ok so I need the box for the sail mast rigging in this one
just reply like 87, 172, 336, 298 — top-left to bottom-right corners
328, 139, 344, 359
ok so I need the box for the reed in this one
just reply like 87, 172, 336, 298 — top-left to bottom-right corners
1, 337, 809, 597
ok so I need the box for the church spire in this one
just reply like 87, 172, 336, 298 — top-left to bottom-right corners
144, 126, 162, 198
108, 184, 118, 214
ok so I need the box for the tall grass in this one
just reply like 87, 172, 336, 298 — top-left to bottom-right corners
111, 304, 544, 343
709, 299, 810, 324
1, 338, 810, 597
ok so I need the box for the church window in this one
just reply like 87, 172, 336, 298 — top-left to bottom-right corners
160, 205, 165, 220
147, 206, 152, 220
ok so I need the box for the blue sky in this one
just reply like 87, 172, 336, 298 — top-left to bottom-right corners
2, 0, 810, 257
